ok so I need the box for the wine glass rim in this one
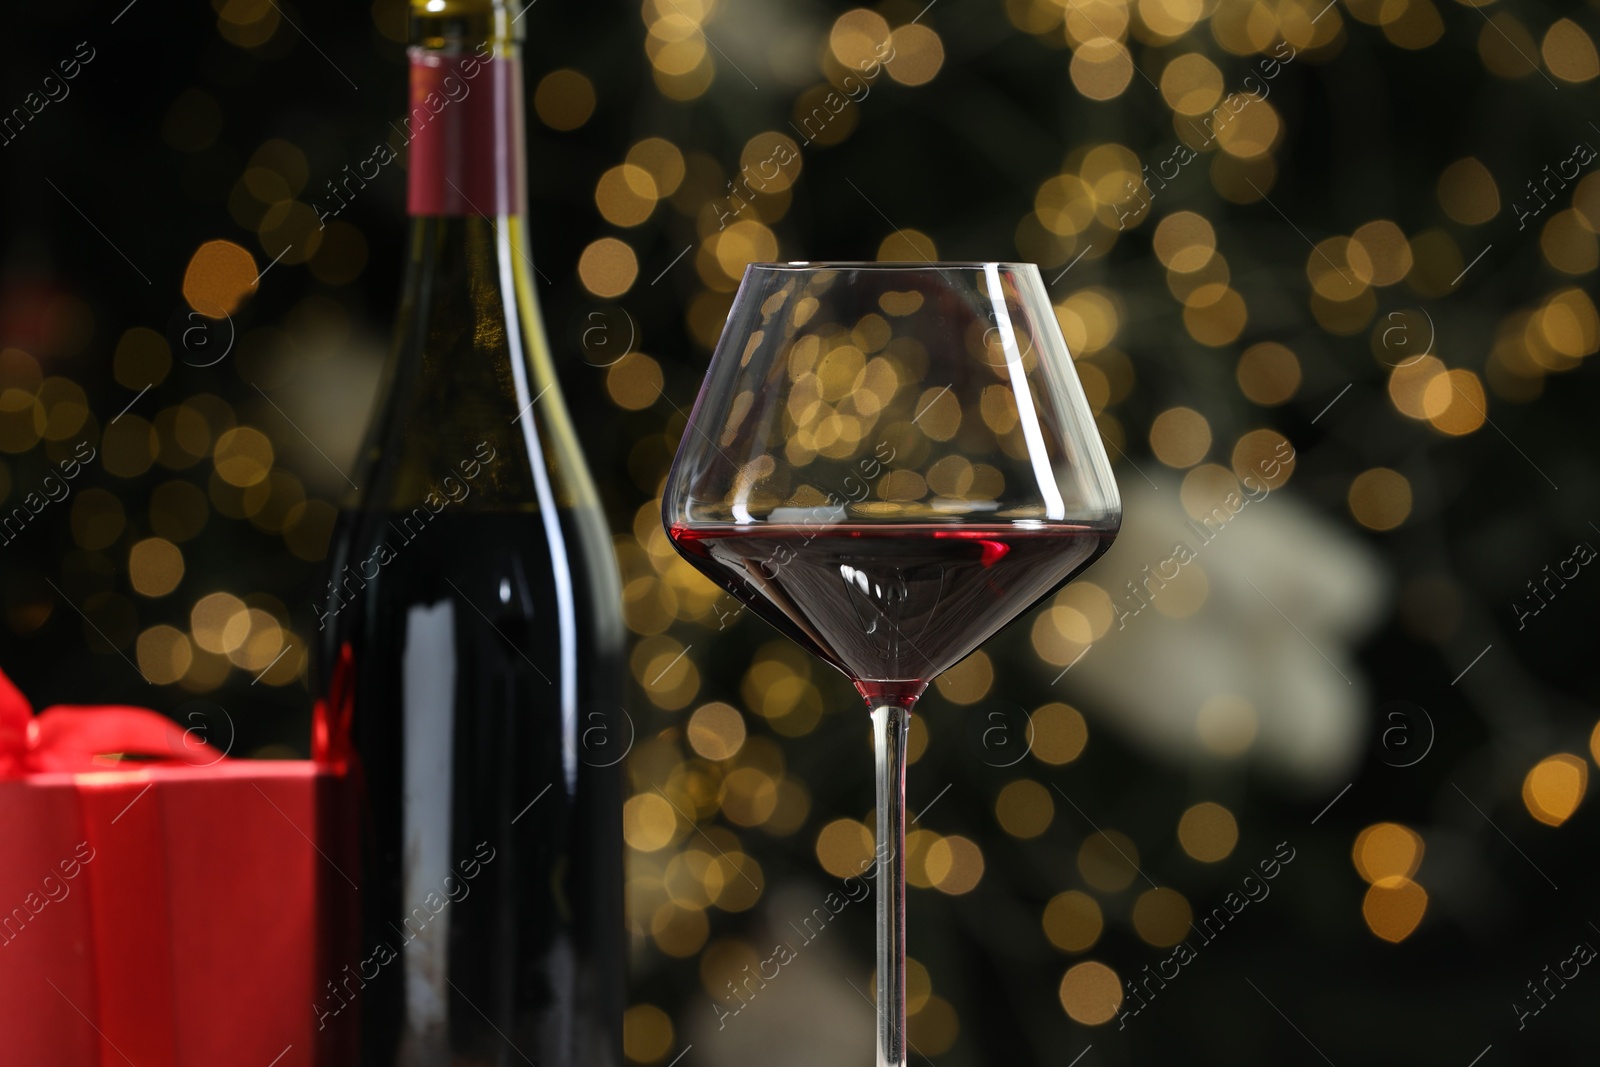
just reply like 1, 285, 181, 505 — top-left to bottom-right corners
746, 260, 1039, 272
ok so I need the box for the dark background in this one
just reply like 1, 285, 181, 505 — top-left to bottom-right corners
5, 0, 1599, 1064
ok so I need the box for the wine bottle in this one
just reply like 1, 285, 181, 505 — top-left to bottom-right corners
312, 1, 625, 1064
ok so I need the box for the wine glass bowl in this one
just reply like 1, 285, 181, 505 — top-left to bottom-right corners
662, 261, 1120, 1067
664, 262, 1121, 699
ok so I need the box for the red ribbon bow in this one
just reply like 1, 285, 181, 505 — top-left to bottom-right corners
0, 668, 224, 778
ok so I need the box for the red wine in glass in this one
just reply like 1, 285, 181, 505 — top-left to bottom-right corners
670, 523, 1114, 706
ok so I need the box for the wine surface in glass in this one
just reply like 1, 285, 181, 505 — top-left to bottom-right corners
669, 523, 1112, 697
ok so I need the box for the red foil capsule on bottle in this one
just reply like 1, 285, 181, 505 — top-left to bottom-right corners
406, 49, 526, 217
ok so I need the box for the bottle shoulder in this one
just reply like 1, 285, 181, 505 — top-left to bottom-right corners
355, 217, 603, 515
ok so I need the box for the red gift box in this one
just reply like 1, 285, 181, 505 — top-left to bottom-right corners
0, 668, 358, 1066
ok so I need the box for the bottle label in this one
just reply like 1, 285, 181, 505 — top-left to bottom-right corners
406, 48, 526, 217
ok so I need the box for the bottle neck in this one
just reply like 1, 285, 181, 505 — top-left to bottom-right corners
405, 40, 526, 219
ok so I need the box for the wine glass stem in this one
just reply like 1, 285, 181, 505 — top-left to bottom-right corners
871, 703, 910, 1067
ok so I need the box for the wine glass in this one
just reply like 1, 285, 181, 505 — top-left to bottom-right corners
662, 262, 1121, 1067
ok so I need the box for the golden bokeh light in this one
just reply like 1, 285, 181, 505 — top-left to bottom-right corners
1480, 13, 1541, 79
1537, 287, 1600, 359
1421, 368, 1487, 436
212, 426, 274, 487
1153, 211, 1217, 272
995, 779, 1054, 839
622, 1004, 673, 1064
908, 994, 959, 1055
1062, 0, 1129, 46
1132, 887, 1193, 947
1043, 890, 1103, 953
1070, 38, 1136, 101
816, 818, 874, 877
687, 702, 747, 761
1387, 354, 1446, 419
191, 591, 248, 655
1178, 463, 1238, 520
634, 636, 700, 711
1031, 702, 1088, 765
1540, 210, 1598, 275
39, 378, 88, 442
534, 69, 596, 130
1182, 287, 1248, 345
1212, 151, 1276, 204
1363, 877, 1427, 943
1078, 830, 1140, 891
651, 902, 709, 957
646, 28, 706, 80
627, 138, 686, 197
887, 24, 945, 86
830, 9, 892, 67
927, 835, 985, 894
596, 164, 659, 227
738, 132, 803, 194
1351, 220, 1413, 286
1140, 0, 1204, 38
579, 238, 640, 298
1231, 427, 1294, 489
1177, 801, 1238, 862
217, 0, 279, 47
257, 200, 322, 266
182, 239, 258, 317
1168, 255, 1230, 307
1437, 157, 1500, 225
720, 767, 778, 827
906, 828, 944, 890
136, 625, 193, 686
1579, 172, 1600, 230
1348, 468, 1413, 531
1149, 406, 1211, 468
1059, 960, 1123, 1025
129, 537, 185, 598
791, 83, 859, 146
711, 220, 779, 282
1383, 0, 1443, 50
1214, 99, 1280, 158
1236, 341, 1300, 405
1038, 581, 1115, 650
226, 607, 285, 671
1159, 53, 1223, 115
1542, 19, 1599, 83
1307, 236, 1372, 301
1036, 174, 1096, 237
1352, 822, 1424, 884
647, 28, 715, 101
1, 394, 44, 457
1523, 753, 1587, 826
1055, 289, 1121, 353
607, 354, 664, 411
624, 793, 679, 852
878, 228, 938, 262
1081, 143, 1140, 206
697, 938, 757, 993
933, 650, 993, 704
